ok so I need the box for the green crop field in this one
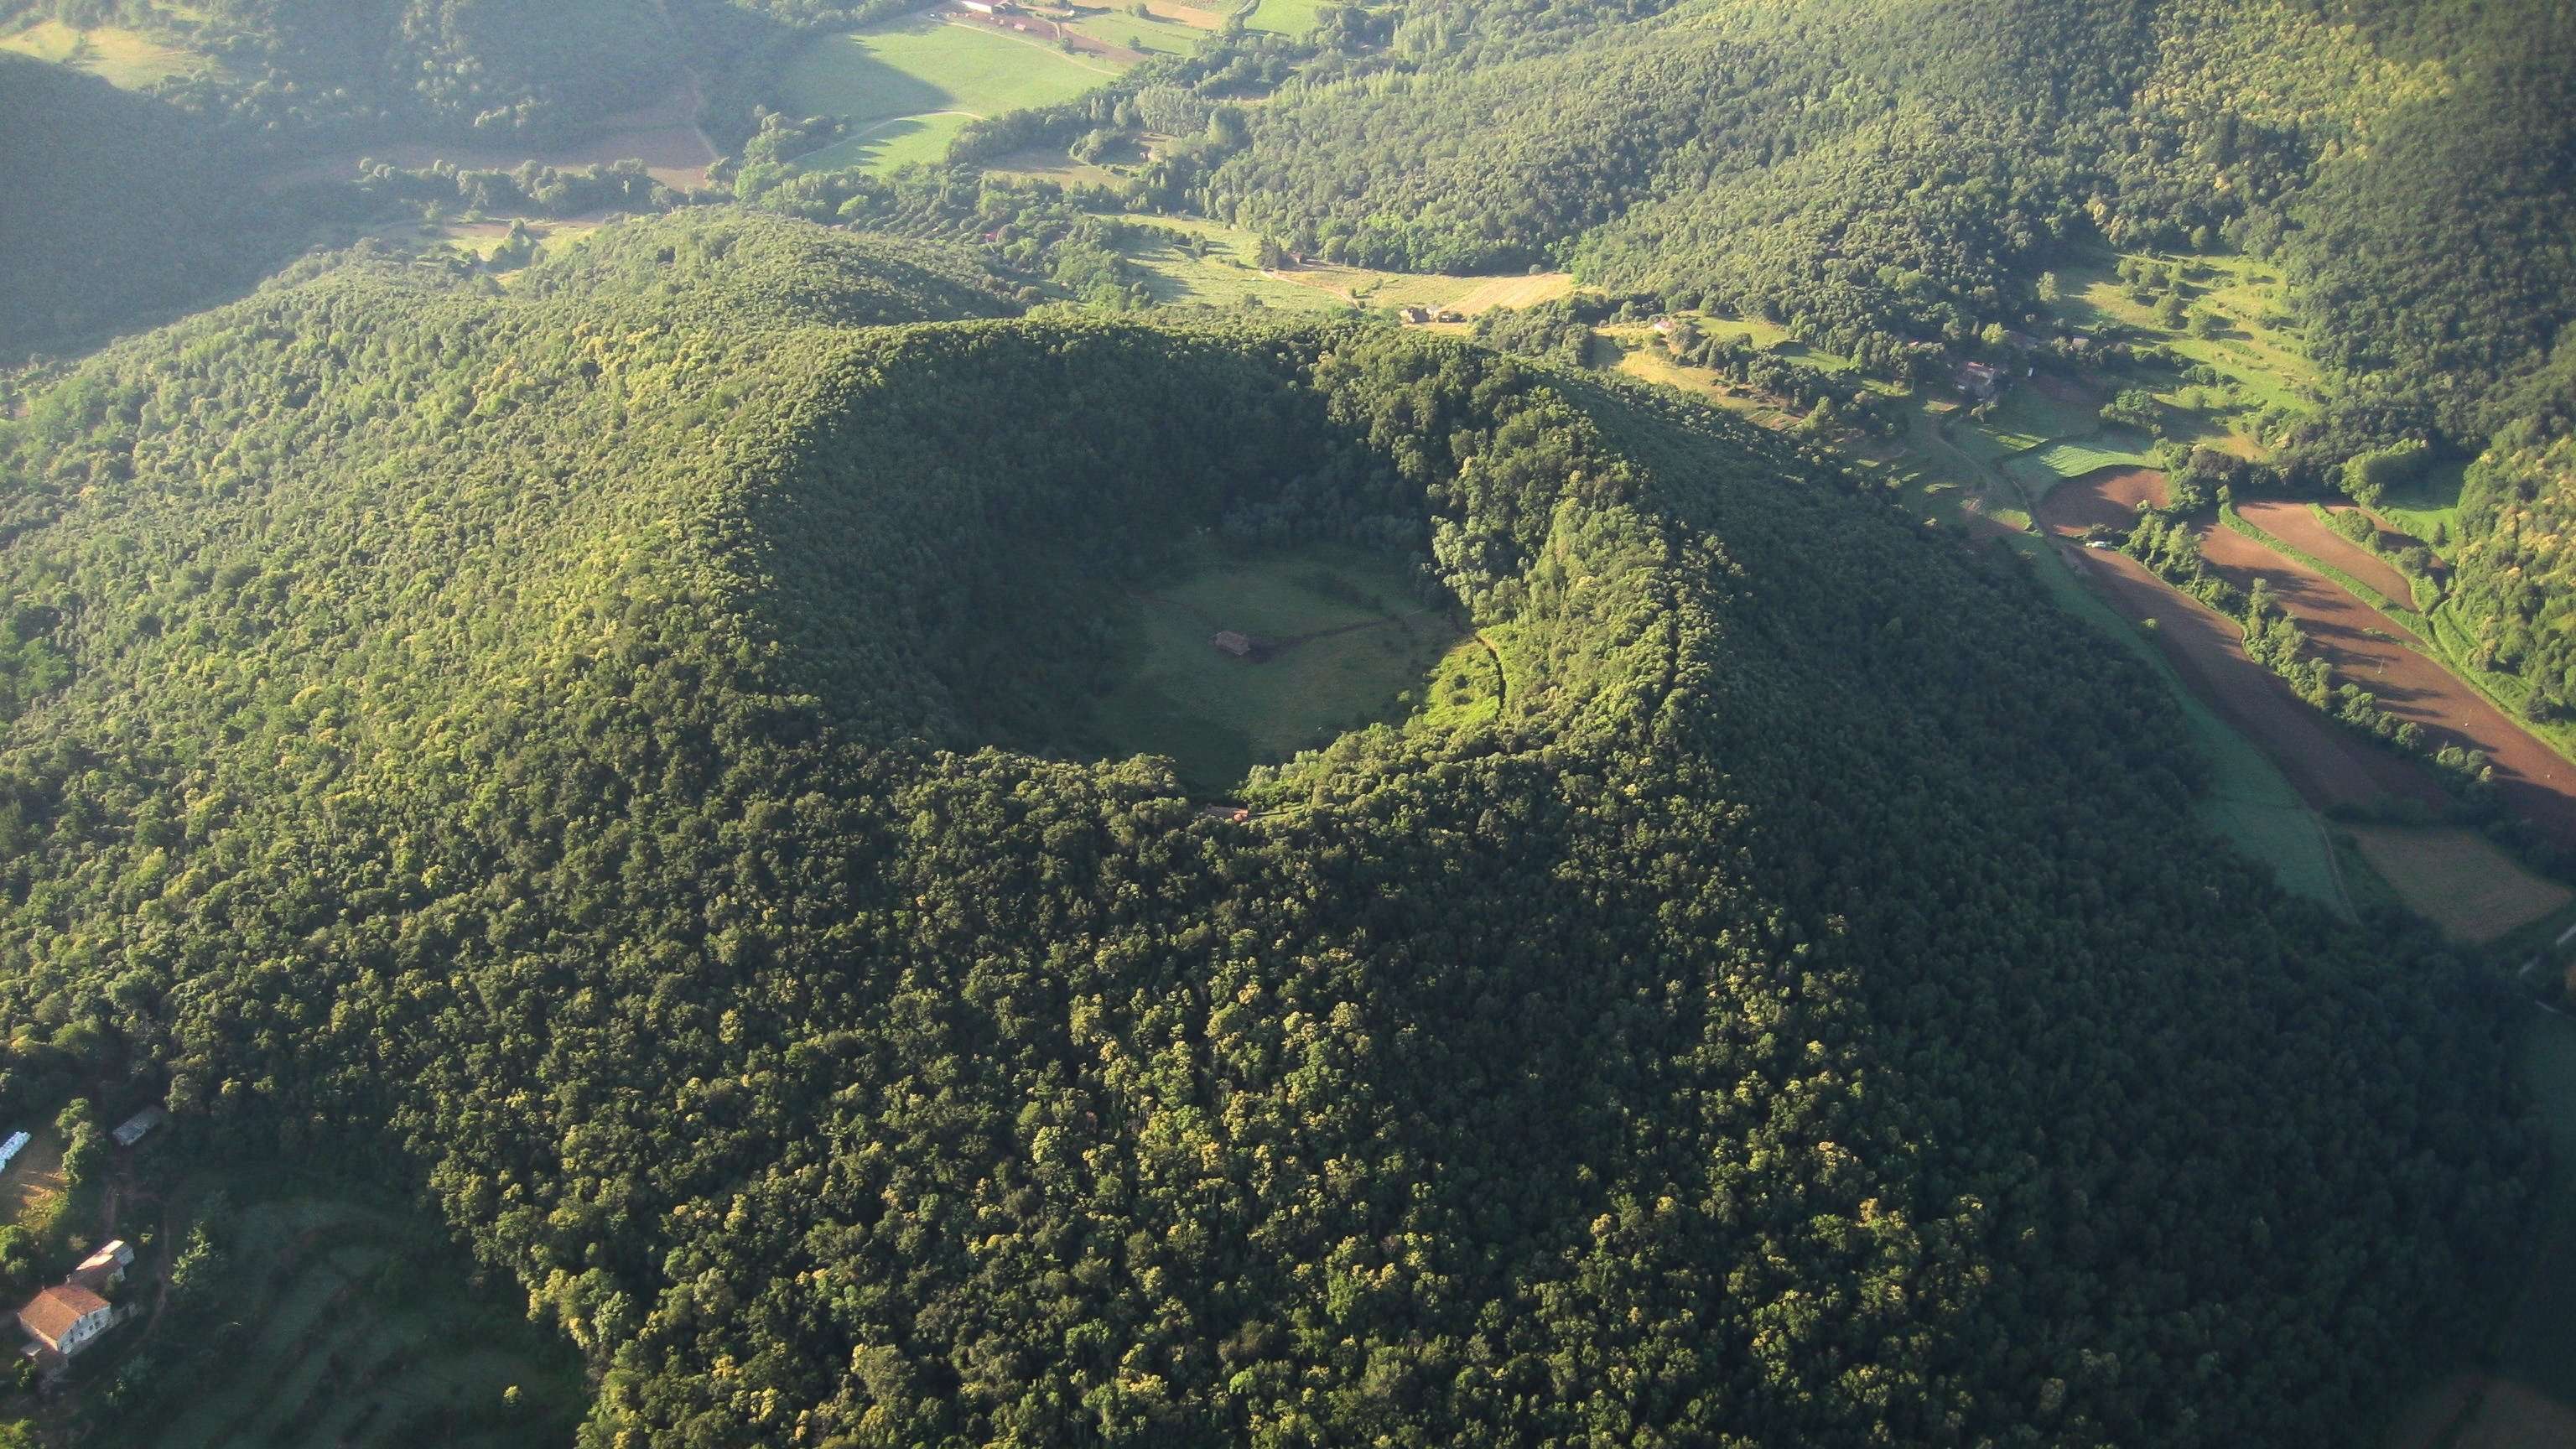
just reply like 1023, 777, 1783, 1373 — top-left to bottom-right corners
2004, 428, 2158, 491
782, 18, 1120, 174
1083, 542, 1472, 789
1062, 7, 1209, 56
1244, 0, 1330, 34
111, 1172, 585, 1449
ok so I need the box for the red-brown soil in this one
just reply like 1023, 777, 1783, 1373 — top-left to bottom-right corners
2059, 543, 2449, 814
2237, 500, 2418, 605
2035, 466, 2168, 537
2199, 523, 2576, 849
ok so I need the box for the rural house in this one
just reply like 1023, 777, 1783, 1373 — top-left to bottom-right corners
1957, 361, 2005, 399
111, 1105, 168, 1148
17, 1284, 112, 1359
68, 1242, 133, 1294
1211, 631, 1255, 658
1400, 306, 1431, 325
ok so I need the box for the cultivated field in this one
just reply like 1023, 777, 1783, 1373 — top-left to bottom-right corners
128, 1187, 584, 1449
2237, 500, 2418, 605
2033, 466, 2166, 537
0, 1130, 67, 1239
2344, 825, 2571, 942
261, 75, 718, 191
2060, 544, 2449, 818
2002, 535, 2346, 908
1244, 0, 1332, 34
1122, 216, 1575, 315
0, 18, 219, 88
2197, 522, 2576, 849
1087, 543, 1467, 788
2002, 428, 2158, 496
1060, 3, 1213, 56
783, 18, 1119, 174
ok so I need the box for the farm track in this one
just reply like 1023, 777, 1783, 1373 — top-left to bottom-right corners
2197, 523, 2576, 849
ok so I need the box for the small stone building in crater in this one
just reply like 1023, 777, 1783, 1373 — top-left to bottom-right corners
1211, 631, 1255, 658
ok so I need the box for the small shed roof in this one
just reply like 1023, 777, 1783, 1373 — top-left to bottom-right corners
112, 1106, 169, 1147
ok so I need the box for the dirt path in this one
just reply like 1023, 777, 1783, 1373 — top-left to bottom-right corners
2199, 523, 2576, 849
2237, 500, 2418, 605
2060, 543, 2450, 815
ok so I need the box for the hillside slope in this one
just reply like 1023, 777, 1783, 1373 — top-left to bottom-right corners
0, 210, 2536, 1447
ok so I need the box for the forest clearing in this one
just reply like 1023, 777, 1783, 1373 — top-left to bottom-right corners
1081, 543, 1475, 790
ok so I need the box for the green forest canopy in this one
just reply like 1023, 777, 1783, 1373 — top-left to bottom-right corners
0, 210, 2539, 1446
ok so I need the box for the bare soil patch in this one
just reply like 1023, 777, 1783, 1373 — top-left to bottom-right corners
2199, 524, 2576, 849
2345, 825, 2571, 943
2238, 500, 2417, 605
2060, 544, 2449, 814
2034, 466, 2167, 537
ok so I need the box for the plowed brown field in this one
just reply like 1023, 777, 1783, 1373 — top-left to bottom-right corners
2035, 466, 2167, 536
2199, 524, 2576, 849
2236, 501, 2417, 605
2059, 543, 2449, 814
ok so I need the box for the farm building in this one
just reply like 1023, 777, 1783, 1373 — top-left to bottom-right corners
1399, 306, 1431, 325
112, 1105, 168, 1147
1957, 361, 2005, 399
1435, 309, 1465, 324
17, 1284, 112, 1358
1211, 631, 1255, 657
0, 1132, 27, 1173
1650, 315, 1675, 335
69, 1242, 133, 1293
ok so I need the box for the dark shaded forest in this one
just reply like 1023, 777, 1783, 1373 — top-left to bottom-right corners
0, 209, 2537, 1446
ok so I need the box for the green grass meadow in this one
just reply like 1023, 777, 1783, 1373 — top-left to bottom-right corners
782, 18, 1119, 173
1087, 543, 1470, 788
1244, 0, 1331, 34
2004, 428, 2158, 495
117, 1172, 585, 1449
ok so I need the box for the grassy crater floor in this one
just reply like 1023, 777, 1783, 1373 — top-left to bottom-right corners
1077, 542, 1488, 790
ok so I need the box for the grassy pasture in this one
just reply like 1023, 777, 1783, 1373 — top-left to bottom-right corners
122, 1176, 584, 1449
782, 18, 1118, 174
2003, 428, 2158, 495
2343, 825, 2571, 943
1086, 543, 1467, 789
1120, 216, 1575, 315
1244, 0, 1331, 34
2373, 459, 2468, 553
2054, 251, 2322, 419
1061, 5, 1211, 55
0, 18, 220, 88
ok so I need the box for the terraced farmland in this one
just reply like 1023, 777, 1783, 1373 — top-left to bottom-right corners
127, 1189, 583, 1449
